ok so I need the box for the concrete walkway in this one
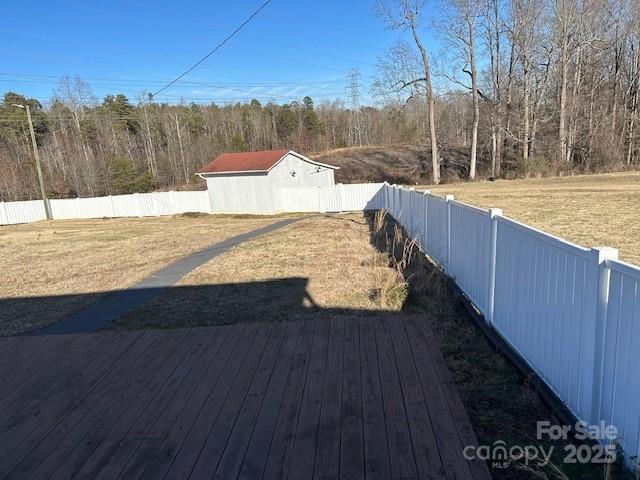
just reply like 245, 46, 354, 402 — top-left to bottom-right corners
34, 217, 303, 335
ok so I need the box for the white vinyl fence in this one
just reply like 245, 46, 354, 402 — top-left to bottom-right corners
0, 190, 212, 225
280, 183, 386, 213
384, 183, 640, 467
0, 183, 387, 225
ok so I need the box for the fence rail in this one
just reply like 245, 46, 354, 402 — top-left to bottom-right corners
383, 183, 640, 467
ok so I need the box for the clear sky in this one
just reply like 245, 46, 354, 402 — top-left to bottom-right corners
0, 0, 437, 107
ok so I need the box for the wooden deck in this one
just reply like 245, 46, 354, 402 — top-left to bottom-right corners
0, 316, 491, 479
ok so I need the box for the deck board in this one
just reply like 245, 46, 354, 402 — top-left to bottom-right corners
25, 331, 177, 479
0, 316, 490, 479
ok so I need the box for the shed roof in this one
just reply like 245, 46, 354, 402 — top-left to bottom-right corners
197, 149, 338, 175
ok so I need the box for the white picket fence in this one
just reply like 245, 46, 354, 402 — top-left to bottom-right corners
0, 183, 387, 225
384, 183, 640, 467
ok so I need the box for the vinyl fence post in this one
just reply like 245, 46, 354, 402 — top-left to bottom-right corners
337, 183, 345, 212
108, 195, 116, 217
154, 191, 161, 216
383, 181, 389, 211
317, 186, 324, 213
445, 195, 454, 272
588, 246, 619, 425
0, 201, 7, 225
169, 190, 176, 215
423, 191, 430, 251
134, 193, 143, 217
392, 185, 397, 217
400, 186, 406, 226
408, 188, 415, 235
487, 208, 503, 325
74, 197, 82, 219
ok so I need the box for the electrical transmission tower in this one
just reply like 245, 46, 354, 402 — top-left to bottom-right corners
347, 68, 363, 147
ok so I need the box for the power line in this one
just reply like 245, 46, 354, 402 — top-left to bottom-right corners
148, 0, 274, 101
0, 73, 346, 88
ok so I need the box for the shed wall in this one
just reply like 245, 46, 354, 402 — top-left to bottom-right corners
205, 174, 276, 213
269, 153, 335, 188
204, 153, 335, 213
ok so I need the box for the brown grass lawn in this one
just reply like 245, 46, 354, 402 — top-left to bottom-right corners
426, 171, 640, 265
0, 214, 288, 335
115, 214, 406, 329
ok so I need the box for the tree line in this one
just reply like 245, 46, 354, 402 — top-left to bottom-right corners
375, 0, 640, 183
2, 0, 640, 199
0, 81, 429, 201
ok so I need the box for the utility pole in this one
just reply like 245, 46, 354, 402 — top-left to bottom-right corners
13, 104, 51, 220
347, 68, 363, 147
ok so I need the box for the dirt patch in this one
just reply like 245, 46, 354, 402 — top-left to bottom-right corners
368, 209, 633, 480
0, 214, 290, 335
311, 144, 471, 184
115, 213, 407, 329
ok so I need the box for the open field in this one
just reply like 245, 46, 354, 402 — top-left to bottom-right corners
427, 171, 640, 265
0, 214, 289, 334
115, 214, 406, 329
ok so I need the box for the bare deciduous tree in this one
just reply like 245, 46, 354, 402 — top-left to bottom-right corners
375, 0, 441, 184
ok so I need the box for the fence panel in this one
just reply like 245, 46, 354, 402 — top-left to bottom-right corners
493, 216, 596, 421
318, 186, 341, 212
399, 188, 411, 230
78, 196, 113, 218
2, 200, 46, 225
137, 193, 159, 217
449, 201, 492, 316
281, 183, 385, 213
390, 185, 400, 219
598, 259, 640, 461
281, 187, 321, 212
172, 191, 211, 213
49, 199, 77, 220
111, 194, 140, 218
424, 194, 448, 267
340, 183, 386, 211
405, 190, 422, 239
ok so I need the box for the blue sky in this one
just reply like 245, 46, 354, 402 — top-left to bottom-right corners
0, 0, 443, 107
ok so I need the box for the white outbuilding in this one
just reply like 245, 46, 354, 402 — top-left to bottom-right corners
197, 149, 339, 213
